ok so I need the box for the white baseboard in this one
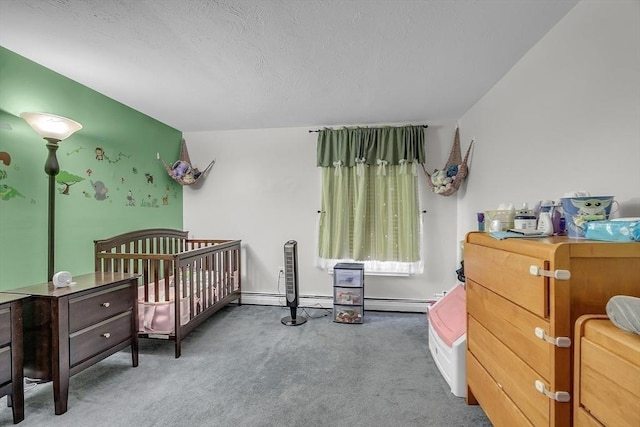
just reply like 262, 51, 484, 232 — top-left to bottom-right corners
240, 292, 428, 313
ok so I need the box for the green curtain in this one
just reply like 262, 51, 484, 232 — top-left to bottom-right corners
317, 125, 425, 273
317, 125, 426, 167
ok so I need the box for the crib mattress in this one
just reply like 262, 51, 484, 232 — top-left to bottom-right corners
138, 271, 238, 334
138, 278, 195, 334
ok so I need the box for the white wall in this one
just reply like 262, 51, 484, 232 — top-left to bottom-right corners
183, 123, 461, 312
457, 0, 640, 239
184, 0, 640, 312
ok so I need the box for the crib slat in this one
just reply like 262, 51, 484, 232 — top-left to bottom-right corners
141, 259, 149, 302
196, 257, 202, 314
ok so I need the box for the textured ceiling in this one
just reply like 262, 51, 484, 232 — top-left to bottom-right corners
0, 0, 578, 132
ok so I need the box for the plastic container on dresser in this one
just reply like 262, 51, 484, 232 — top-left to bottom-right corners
333, 263, 364, 324
464, 232, 640, 427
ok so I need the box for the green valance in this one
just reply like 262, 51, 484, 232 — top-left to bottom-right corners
316, 125, 427, 167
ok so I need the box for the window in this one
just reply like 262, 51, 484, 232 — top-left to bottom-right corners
316, 126, 426, 274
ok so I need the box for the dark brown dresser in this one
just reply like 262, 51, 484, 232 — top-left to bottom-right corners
7, 272, 139, 415
0, 293, 29, 424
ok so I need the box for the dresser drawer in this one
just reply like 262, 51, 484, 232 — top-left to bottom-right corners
577, 318, 640, 427
575, 407, 606, 427
465, 244, 548, 318
0, 345, 11, 386
467, 353, 534, 427
69, 311, 133, 367
0, 308, 11, 346
69, 284, 133, 333
579, 339, 639, 427
468, 316, 550, 426
467, 280, 552, 379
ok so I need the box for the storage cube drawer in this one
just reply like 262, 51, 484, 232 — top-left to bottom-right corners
69, 311, 133, 366
333, 269, 363, 287
334, 287, 363, 305
69, 284, 132, 333
334, 305, 363, 323
465, 244, 548, 318
0, 346, 11, 386
0, 308, 10, 346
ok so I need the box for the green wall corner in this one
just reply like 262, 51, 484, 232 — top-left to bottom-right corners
0, 46, 184, 290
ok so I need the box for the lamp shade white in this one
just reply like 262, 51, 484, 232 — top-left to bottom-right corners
20, 112, 82, 141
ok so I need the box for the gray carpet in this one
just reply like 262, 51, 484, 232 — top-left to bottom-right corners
1, 305, 491, 426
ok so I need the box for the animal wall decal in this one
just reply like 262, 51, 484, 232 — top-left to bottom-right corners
0, 151, 26, 201
90, 180, 109, 200
0, 151, 11, 181
0, 151, 10, 167
127, 190, 136, 206
0, 184, 24, 200
94, 147, 131, 164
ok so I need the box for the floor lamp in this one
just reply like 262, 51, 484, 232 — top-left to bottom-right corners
21, 112, 83, 281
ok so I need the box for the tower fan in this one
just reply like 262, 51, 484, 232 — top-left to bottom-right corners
281, 240, 307, 326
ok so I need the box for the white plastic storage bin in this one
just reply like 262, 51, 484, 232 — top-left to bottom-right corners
427, 284, 467, 398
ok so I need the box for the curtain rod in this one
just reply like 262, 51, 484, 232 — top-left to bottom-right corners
309, 125, 428, 133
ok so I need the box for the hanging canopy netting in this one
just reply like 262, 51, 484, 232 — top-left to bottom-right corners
422, 128, 473, 196
158, 139, 215, 186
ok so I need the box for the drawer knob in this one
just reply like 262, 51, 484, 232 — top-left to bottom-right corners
102, 302, 110, 308
529, 266, 571, 280
534, 380, 570, 402
102, 332, 111, 338
534, 327, 571, 348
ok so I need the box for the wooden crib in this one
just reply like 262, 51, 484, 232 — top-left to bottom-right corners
94, 228, 241, 358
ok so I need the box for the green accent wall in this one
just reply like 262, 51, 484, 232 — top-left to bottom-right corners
0, 46, 183, 290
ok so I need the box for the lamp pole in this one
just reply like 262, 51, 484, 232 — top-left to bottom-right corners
20, 112, 82, 282
44, 138, 61, 281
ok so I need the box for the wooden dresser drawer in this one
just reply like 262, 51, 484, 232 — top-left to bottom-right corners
465, 244, 548, 318
0, 308, 10, 346
467, 280, 552, 379
469, 316, 551, 426
69, 284, 132, 333
69, 311, 133, 367
576, 317, 640, 427
0, 346, 11, 386
467, 353, 534, 427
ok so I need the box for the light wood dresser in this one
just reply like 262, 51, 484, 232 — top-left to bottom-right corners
574, 315, 640, 427
464, 232, 640, 427
7, 272, 139, 415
